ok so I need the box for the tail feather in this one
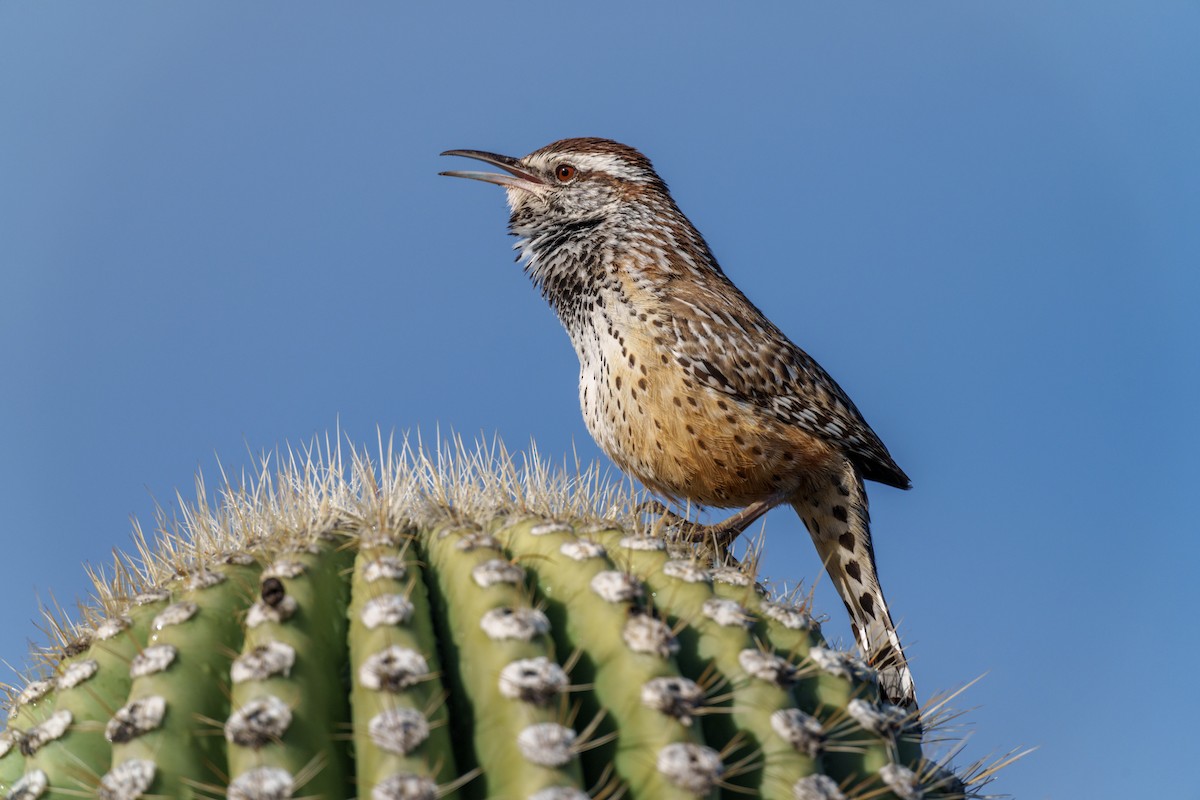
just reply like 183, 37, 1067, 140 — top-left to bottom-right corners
793, 459, 917, 710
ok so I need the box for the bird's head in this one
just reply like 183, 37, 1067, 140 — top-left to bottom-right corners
440, 138, 670, 239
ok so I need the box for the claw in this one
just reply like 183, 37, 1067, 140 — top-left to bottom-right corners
636, 499, 691, 527
636, 493, 790, 564
635, 500, 742, 562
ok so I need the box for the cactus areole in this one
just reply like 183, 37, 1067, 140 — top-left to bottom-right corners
0, 443, 990, 799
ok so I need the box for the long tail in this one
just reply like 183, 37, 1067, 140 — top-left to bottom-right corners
792, 458, 917, 710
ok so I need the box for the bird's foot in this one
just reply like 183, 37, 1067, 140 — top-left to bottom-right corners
636, 500, 730, 561
637, 497, 783, 562
636, 498, 691, 529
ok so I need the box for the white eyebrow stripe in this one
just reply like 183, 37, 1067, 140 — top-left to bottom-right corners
528, 152, 649, 182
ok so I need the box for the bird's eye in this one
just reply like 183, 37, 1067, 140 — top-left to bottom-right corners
555, 164, 577, 182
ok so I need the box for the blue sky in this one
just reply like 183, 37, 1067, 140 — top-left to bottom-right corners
2, 3, 1196, 797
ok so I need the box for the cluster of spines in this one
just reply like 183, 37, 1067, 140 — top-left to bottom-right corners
0, 437, 987, 800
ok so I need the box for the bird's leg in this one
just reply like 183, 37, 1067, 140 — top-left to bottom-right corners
639, 492, 790, 556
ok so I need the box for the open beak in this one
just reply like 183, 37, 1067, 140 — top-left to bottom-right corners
439, 149, 546, 194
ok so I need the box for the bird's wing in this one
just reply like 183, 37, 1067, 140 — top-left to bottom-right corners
661, 278, 910, 489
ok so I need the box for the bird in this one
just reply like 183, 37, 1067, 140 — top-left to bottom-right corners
440, 137, 917, 709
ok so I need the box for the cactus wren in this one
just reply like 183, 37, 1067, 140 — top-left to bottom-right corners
441, 138, 916, 708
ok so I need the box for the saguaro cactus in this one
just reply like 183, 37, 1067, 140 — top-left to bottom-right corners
0, 443, 1007, 799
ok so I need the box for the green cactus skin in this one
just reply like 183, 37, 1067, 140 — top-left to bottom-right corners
0, 444, 1001, 800
347, 541, 457, 798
